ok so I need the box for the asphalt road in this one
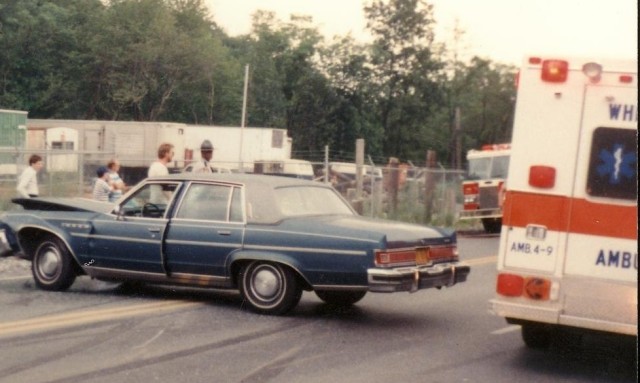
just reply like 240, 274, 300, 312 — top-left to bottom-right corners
0, 235, 636, 383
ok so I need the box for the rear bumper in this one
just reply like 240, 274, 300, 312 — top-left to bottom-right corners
490, 294, 638, 336
367, 262, 470, 293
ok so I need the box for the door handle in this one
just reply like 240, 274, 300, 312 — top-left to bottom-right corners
148, 228, 161, 233
217, 230, 231, 236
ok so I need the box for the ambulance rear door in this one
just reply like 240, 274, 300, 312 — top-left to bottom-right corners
562, 82, 637, 332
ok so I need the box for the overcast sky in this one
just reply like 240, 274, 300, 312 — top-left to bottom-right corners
204, 0, 637, 66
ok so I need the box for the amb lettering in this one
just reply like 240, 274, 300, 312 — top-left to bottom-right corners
608, 103, 637, 122
595, 249, 638, 269
510, 242, 553, 255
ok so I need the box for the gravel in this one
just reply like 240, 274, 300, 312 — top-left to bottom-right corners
0, 256, 31, 275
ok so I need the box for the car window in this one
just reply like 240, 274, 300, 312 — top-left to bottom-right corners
121, 182, 178, 218
176, 183, 239, 222
274, 186, 354, 217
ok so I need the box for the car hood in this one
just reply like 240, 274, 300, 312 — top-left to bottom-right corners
278, 215, 455, 248
11, 197, 115, 214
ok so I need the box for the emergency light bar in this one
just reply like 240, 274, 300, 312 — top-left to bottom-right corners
541, 60, 569, 83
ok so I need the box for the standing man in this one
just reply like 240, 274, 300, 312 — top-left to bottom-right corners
148, 143, 174, 204
148, 143, 174, 177
16, 154, 43, 198
191, 140, 215, 173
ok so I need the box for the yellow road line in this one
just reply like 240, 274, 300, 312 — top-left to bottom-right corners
0, 275, 31, 282
0, 300, 201, 338
465, 255, 498, 266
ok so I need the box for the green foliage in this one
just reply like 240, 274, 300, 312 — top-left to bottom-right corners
0, 0, 516, 167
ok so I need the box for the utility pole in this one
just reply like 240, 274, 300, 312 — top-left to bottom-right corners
455, 107, 462, 170
239, 64, 249, 171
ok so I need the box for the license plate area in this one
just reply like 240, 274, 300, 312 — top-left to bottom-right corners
416, 247, 430, 265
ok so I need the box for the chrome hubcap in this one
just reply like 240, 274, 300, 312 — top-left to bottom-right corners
253, 268, 280, 298
39, 248, 61, 278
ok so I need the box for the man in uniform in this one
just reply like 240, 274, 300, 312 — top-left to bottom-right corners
191, 140, 215, 173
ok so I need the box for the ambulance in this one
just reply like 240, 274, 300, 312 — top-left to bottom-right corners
490, 56, 637, 348
460, 144, 510, 233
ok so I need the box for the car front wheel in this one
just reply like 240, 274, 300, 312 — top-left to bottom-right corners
239, 261, 302, 315
32, 236, 76, 291
315, 290, 366, 306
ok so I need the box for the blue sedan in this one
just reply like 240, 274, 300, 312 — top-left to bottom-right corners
0, 174, 470, 315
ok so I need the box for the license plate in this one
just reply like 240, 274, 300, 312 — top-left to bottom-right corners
416, 248, 430, 265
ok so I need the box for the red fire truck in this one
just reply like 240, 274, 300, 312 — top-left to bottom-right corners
491, 55, 637, 348
460, 144, 510, 233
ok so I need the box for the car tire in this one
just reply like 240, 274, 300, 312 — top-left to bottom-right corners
315, 290, 366, 306
521, 323, 553, 349
482, 218, 502, 234
239, 261, 302, 315
32, 235, 76, 291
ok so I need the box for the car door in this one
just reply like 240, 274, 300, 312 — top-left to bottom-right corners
87, 181, 180, 274
164, 182, 245, 278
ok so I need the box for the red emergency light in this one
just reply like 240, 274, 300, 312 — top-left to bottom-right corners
619, 75, 633, 84
529, 165, 556, 189
541, 60, 569, 83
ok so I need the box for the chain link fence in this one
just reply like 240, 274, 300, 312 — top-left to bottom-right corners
1, 148, 471, 228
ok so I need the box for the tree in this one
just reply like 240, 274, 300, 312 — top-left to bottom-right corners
364, 0, 445, 162
0, 0, 104, 117
318, 36, 383, 158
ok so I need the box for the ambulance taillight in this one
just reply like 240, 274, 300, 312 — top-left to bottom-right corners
496, 273, 556, 301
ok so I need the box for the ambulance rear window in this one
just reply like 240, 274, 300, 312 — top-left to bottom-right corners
586, 127, 637, 200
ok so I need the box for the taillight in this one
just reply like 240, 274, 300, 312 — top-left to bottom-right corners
496, 273, 524, 297
497, 273, 554, 301
375, 249, 421, 267
524, 278, 551, 300
375, 246, 457, 268
541, 60, 569, 83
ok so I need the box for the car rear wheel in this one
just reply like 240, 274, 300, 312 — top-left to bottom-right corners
315, 290, 366, 306
239, 261, 302, 315
521, 323, 553, 349
32, 236, 76, 291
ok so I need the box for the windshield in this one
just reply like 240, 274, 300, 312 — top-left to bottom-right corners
467, 158, 491, 180
467, 155, 509, 180
490, 155, 510, 178
274, 186, 354, 217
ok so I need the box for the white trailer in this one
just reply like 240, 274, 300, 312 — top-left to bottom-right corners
184, 125, 291, 172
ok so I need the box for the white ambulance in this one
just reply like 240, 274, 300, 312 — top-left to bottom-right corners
490, 56, 637, 348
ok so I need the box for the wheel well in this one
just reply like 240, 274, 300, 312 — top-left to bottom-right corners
17, 228, 84, 275
230, 259, 312, 291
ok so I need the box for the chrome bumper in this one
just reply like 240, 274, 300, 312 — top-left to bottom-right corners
367, 262, 471, 293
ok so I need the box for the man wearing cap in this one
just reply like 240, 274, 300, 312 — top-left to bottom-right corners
191, 140, 215, 173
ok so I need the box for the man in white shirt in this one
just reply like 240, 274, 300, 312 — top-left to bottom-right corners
148, 143, 174, 204
148, 143, 174, 177
191, 140, 215, 173
16, 154, 43, 198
